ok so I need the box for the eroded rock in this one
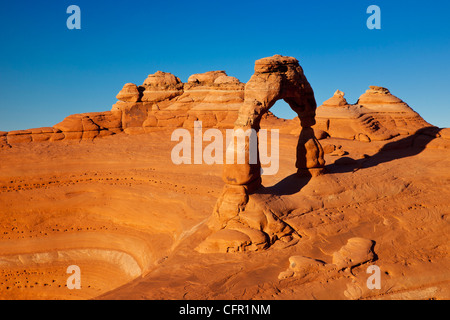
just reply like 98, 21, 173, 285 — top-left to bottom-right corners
332, 237, 375, 270
278, 256, 325, 279
314, 86, 432, 141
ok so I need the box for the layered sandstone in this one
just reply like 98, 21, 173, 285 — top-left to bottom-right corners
357, 86, 431, 135
1, 70, 434, 149
198, 55, 325, 253
0, 56, 449, 300
0, 72, 243, 147
322, 90, 348, 107
312, 86, 432, 142
110, 70, 245, 134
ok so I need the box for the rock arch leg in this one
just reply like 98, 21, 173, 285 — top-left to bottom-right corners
222, 124, 262, 189
296, 125, 325, 176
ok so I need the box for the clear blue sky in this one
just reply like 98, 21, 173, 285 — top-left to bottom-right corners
0, 0, 449, 131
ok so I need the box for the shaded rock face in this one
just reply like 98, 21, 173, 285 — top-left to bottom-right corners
314, 87, 432, 141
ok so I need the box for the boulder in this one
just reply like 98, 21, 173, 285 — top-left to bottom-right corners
214, 75, 240, 84
188, 71, 228, 84
116, 83, 141, 102
143, 71, 182, 87
54, 114, 83, 132
279, 256, 325, 280
195, 229, 252, 253
332, 237, 375, 269
439, 128, 450, 140
141, 71, 183, 102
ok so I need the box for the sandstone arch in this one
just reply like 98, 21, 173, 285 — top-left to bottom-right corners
198, 55, 326, 253
223, 55, 325, 189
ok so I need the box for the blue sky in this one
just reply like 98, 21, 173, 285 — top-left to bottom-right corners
0, 0, 449, 131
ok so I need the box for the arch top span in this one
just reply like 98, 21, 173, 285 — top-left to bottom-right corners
235, 55, 318, 129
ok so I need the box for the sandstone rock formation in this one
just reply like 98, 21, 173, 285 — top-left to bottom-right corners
3, 55, 439, 254
312, 86, 432, 141
322, 90, 348, 107
1, 122, 448, 299
111, 69, 244, 134
0, 66, 435, 149
277, 237, 376, 279
357, 86, 431, 135
0, 71, 243, 146
332, 237, 375, 270
115, 83, 141, 102
198, 55, 325, 253
278, 256, 326, 280
223, 55, 325, 185
0, 55, 449, 300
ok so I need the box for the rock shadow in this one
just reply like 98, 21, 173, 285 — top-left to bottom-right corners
325, 127, 441, 174
256, 172, 312, 196
255, 127, 440, 197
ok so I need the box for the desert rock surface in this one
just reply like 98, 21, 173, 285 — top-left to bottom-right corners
0, 56, 449, 300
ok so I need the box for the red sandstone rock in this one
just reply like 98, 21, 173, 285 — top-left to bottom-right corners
2, 61, 438, 150
356, 86, 432, 135
7, 130, 32, 144
143, 70, 182, 87
116, 83, 141, 102
332, 238, 375, 270
0, 57, 448, 301
204, 55, 324, 253
357, 86, 403, 105
439, 128, 450, 140
141, 71, 183, 103
322, 90, 348, 107
112, 69, 244, 132
313, 86, 431, 141
52, 111, 121, 141
187, 71, 228, 84
214, 75, 240, 84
